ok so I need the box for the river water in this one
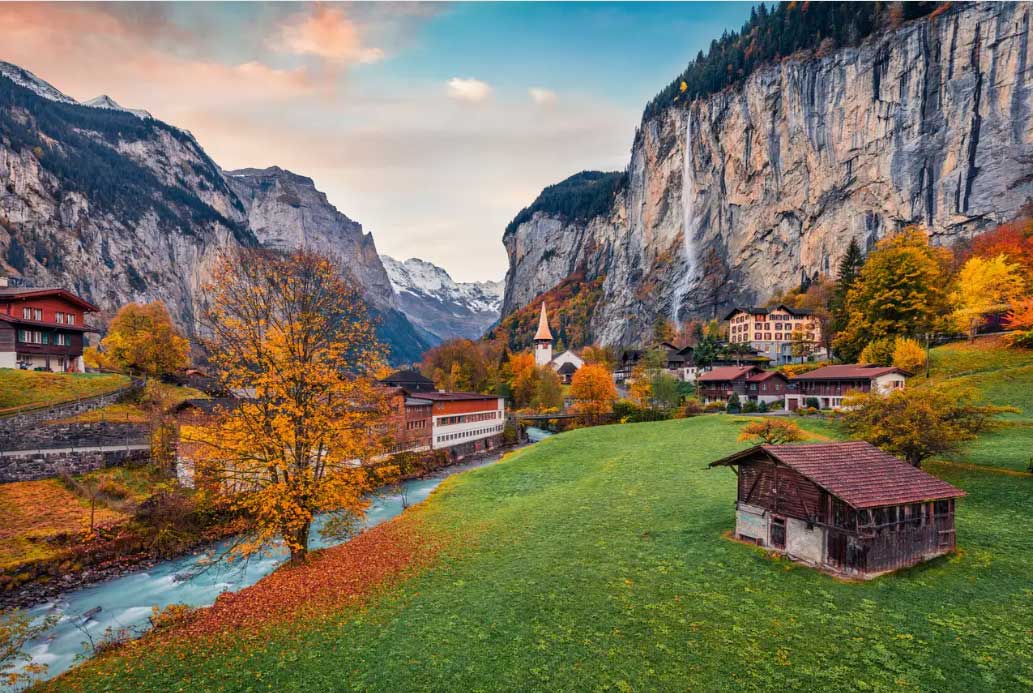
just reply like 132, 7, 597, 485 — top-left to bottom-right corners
10, 442, 552, 688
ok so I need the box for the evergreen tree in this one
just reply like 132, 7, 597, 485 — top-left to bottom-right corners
830, 237, 865, 344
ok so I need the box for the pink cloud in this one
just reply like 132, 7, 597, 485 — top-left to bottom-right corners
273, 5, 384, 65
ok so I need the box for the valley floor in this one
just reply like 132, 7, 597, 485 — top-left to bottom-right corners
47, 413, 1033, 692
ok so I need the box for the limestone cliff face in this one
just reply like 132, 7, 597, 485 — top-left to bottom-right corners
502, 3, 1033, 346
226, 167, 396, 310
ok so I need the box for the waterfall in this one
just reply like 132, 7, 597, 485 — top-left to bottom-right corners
671, 109, 698, 322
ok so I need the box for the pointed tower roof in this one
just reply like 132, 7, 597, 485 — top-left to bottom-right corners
533, 302, 553, 342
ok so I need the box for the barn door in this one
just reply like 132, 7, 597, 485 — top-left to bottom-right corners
770, 516, 786, 549
827, 531, 847, 567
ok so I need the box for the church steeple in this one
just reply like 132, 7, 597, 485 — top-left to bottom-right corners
534, 302, 553, 365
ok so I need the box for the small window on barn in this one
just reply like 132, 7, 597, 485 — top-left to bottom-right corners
909, 503, 923, 527
934, 500, 950, 517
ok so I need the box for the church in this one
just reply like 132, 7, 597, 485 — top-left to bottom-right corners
533, 303, 583, 383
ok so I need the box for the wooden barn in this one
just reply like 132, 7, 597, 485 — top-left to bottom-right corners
708, 442, 966, 579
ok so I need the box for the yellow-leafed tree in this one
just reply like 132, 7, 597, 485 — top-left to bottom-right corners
950, 254, 1027, 340
98, 301, 189, 376
569, 363, 618, 425
187, 249, 391, 564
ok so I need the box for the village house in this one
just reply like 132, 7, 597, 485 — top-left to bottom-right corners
696, 366, 789, 405
725, 305, 823, 365
708, 441, 965, 579
615, 342, 699, 383
379, 369, 506, 460
0, 280, 98, 372
785, 365, 907, 411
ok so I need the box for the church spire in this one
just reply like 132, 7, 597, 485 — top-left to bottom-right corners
534, 302, 553, 342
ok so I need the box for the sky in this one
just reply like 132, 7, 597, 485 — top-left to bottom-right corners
0, 2, 755, 282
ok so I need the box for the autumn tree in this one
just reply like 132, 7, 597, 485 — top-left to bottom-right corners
1, 609, 58, 686
97, 302, 189, 376
950, 254, 1027, 340
189, 249, 391, 564
858, 337, 895, 366
1005, 297, 1033, 348
969, 218, 1033, 284
834, 229, 951, 362
421, 339, 499, 393
842, 385, 1015, 467
569, 363, 618, 425
738, 418, 805, 445
581, 344, 617, 370
789, 327, 818, 360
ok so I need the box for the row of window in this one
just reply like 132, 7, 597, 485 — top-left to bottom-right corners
17, 330, 71, 346
405, 419, 428, 430
436, 424, 503, 444
19, 307, 76, 324
437, 410, 501, 426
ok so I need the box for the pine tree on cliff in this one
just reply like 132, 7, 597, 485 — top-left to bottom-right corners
830, 238, 865, 346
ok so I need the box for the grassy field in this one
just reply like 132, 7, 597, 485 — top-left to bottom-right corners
922, 337, 1033, 472
51, 415, 1033, 692
0, 369, 129, 413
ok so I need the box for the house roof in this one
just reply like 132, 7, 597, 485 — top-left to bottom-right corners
556, 361, 579, 375
746, 370, 787, 383
174, 398, 243, 416
379, 369, 436, 392
709, 441, 965, 509
0, 287, 99, 312
722, 304, 814, 320
789, 365, 905, 381
534, 303, 553, 342
411, 391, 500, 402
696, 366, 760, 382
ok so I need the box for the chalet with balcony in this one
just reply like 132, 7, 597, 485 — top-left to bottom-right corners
0, 284, 98, 372
697, 366, 788, 404
709, 442, 965, 579
785, 365, 906, 411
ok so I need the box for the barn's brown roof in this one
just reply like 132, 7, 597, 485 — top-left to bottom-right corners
746, 370, 786, 383
709, 441, 965, 509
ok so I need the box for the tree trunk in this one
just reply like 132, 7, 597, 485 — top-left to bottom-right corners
289, 522, 311, 564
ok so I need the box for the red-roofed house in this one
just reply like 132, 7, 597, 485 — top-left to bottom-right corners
709, 442, 965, 578
0, 284, 98, 372
697, 366, 788, 405
785, 365, 907, 410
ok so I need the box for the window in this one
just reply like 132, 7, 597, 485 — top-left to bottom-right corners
55, 312, 64, 324
770, 517, 786, 549
22, 307, 31, 319
33, 308, 42, 321
54, 333, 68, 346
66, 313, 74, 325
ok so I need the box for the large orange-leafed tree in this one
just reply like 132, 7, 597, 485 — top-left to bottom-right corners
569, 363, 617, 425
950, 254, 1026, 340
189, 249, 391, 564
93, 301, 189, 376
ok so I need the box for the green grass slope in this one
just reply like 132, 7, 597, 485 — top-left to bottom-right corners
54, 416, 1033, 691
923, 337, 1033, 472
0, 369, 128, 414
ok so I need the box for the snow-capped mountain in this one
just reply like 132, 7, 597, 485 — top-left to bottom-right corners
82, 94, 152, 120
381, 256, 503, 344
0, 61, 77, 104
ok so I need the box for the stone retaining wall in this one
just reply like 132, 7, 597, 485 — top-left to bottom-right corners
0, 382, 141, 440
0, 448, 150, 483
2, 422, 149, 452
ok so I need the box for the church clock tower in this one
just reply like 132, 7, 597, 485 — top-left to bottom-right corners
533, 302, 553, 366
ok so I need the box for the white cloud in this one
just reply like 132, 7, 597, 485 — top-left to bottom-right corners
529, 87, 557, 106
274, 5, 384, 65
446, 77, 492, 103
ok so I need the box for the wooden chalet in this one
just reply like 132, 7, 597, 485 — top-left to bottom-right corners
0, 285, 98, 372
709, 442, 965, 579
696, 366, 788, 404
785, 365, 906, 410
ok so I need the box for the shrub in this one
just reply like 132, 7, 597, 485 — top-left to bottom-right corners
892, 336, 927, 374
757, 400, 769, 413
149, 603, 193, 631
1007, 330, 1033, 348
682, 399, 704, 417
738, 419, 806, 445
726, 393, 741, 414
704, 401, 725, 412
97, 479, 130, 500
742, 400, 757, 413
804, 397, 821, 410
